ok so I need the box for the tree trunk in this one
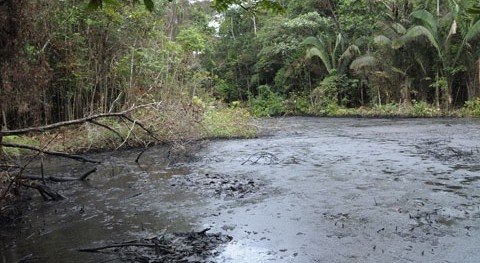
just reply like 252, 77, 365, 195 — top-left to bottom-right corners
401, 77, 412, 107
444, 77, 453, 110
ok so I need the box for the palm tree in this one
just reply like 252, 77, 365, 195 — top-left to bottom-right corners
458, 1, 480, 99
303, 33, 360, 76
349, 4, 415, 107
303, 33, 361, 106
392, 0, 480, 109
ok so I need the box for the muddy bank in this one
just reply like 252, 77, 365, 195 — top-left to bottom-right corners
1, 117, 480, 263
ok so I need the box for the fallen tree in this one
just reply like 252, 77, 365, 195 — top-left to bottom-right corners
0, 103, 161, 206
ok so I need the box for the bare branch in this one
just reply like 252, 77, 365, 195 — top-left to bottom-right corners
0, 103, 161, 137
2, 143, 100, 163
88, 119, 128, 146
20, 167, 97, 182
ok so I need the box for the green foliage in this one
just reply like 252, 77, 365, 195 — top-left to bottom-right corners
202, 105, 256, 138
88, 0, 161, 12
429, 77, 448, 91
212, 0, 285, 14
463, 98, 480, 116
411, 100, 435, 116
315, 100, 341, 116
372, 102, 400, 115
176, 27, 207, 52
311, 74, 355, 108
214, 79, 238, 101
249, 85, 285, 117
7, 0, 480, 140
1, 136, 40, 156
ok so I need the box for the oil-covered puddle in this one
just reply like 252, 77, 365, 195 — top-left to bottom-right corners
2, 117, 480, 263
0, 151, 214, 263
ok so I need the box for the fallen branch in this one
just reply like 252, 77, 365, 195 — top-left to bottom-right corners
1, 136, 57, 202
15, 253, 34, 263
116, 119, 137, 150
23, 182, 66, 201
78, 242, 168, 253
2, 143, 100, 163
0, 103, 161, 137
88, 119, 128, 146
241, 152, 279, 165
20, 167, 97, 182
135, 143, 151, 163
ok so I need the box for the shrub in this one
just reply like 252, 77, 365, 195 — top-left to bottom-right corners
463, 98, 480, 117
202, 105, 256, 138
411, 100, 435, 117
249, 85, 285, 117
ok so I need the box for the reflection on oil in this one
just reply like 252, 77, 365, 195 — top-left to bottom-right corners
214, 242, 273, 263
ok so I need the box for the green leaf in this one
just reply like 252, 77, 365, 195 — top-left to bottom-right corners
350, 55, 378, 73
144, 0, 154, 12
212, 0, 285, 13
304, 36, 333, 74
467, 6, 480, 14
410, 10, 438, 37
466, 19, 480, 42
373, 35, 392, 46
396, 25, 439, 52
87, 0, 101, 10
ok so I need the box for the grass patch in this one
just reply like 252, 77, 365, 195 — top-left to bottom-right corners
1, 135, 41, 157
203, 104, 257, 139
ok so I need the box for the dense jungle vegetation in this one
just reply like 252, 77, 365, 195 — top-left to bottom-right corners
1, 0, 480, 140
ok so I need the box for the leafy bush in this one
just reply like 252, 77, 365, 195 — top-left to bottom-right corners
202, 105, 256, 138
371, 103, 399, 115
463, 98, 480, 117
249, 85, 285, 117
214, 79, 238, 101
411, 100, 435, 117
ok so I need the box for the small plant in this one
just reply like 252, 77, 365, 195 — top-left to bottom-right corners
202, 105, 256, 138
411, 100, 434, 117
249, 85, 285, 117
371, 102, 399, 116
463, 98, 480, 117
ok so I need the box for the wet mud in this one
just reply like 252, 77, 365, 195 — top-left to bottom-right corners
78, 229, 232, 263
1, 117, 480, 263
169, 173, 266, 200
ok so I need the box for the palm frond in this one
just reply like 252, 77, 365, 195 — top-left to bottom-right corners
332, 33, 343, 64
302, 36, 323, 47
339, 45, 361, 61
410, 10, 438, 37
374, 35, 392, 46
306, 47, 333, 74
395, 25, 439, 52
466, 19, 480, 42
415, 57, 427, 75
350, 55, 378, 73
392, 23, 406, 35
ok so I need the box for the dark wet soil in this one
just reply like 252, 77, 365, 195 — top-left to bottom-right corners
1, 117, 480, 263
78, 229, 232, 263
169, 173, 266, 200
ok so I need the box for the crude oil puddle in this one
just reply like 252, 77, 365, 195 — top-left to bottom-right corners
2, 117, 480, 263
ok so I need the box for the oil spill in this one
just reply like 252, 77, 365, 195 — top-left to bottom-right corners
2, 117, 480, 263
